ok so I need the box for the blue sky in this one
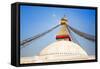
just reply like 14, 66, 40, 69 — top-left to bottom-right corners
20, 5, 96, 57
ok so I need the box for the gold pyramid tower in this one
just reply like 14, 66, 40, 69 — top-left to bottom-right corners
56, 15, 71, 41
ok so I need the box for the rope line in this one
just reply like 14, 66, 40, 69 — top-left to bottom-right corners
20, 24, 60, 46
68, 25, 95, 42
67, 27, 81, 46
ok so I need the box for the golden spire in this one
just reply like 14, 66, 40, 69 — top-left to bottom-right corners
60, 15, 68, 25
56, 15, 71, 41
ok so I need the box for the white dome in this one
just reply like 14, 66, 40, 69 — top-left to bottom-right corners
20, 40, 90, 64
38, 40, 88, 62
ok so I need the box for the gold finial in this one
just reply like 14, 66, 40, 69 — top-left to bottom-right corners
61, 15, 67, 25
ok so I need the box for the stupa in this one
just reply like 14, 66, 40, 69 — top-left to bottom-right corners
20, 16, 90, 64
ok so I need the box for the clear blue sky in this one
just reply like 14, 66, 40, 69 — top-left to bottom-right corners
20, 5, 96, 57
